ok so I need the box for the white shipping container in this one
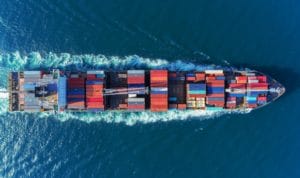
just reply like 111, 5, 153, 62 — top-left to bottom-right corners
205, 70, 223, 74
127, 70, 145, 74
152, 87, 168, 91
248, 80, 259, 83
128, 98, 145, 102
128, 94, 137, 98
87, 70, 104, 74
70, 74, 79, 78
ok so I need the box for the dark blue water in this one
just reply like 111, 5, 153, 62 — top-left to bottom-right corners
1, 0, 300, 177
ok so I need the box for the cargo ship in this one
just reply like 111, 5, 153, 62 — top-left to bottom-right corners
7, 69, 285, 112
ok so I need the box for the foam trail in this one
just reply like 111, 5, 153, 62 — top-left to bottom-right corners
0, 51, 249, 125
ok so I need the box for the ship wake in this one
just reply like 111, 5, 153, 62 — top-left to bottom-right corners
0, 51, 249, 125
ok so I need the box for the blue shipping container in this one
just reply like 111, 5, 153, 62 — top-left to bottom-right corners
207, 97, 224, 101
247, 91, 268, 96
216, 76, 225, 80
86, 80, 103, 85
151, 91, 168, 94
96, 74, 105, 78
186, 73, 195, 77
228, 93, 245, 97
68, 90, 85, 95
189, 84, 206, 90
168, 97, 177, 102
47, 83, 57, 92
128, 84, 145, 88
207, 87, 224, 93
67, 98, 84, 102
247, 100, 257, 104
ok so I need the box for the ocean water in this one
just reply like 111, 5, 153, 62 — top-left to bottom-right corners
0, 0, 300, 177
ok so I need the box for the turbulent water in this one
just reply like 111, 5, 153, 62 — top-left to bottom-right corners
1, 0, 300, 177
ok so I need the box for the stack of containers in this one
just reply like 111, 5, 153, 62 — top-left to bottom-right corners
226, 97, 236, 108
195, 72, 205, 82
205, 72, 225, 107
168, 72, 186, 110
23, 71, 41, 111
186, 83, 206, 109
150, 70, 168, 112
227, 83, 246, 97
236, 76, 247, 84
127, 70, 145, 110
127, 97, 145, 110
186, 73, 196, 82
67, 75, 85, 110
245, 75, 268, 108
58, 76, 67, 111
86, 71, 105, 111
257, 96, 267, 105
127, 70, 145, 95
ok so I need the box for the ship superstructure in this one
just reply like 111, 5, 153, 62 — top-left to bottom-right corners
8, 69, 285, 112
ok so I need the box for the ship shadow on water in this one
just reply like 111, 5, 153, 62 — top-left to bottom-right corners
234, 64, 300, 98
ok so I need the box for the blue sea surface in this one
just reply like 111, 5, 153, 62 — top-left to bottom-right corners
1, 0, 300, 177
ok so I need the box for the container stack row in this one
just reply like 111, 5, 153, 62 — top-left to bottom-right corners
58, 76, 67, 111
86, 71, 105, 111
226, 97, 237, 108
67, 74, 85, 110
205, 70, 225, 107
168, 72, 186, 110
127, 70, 145, 110
186, 83, 206, 109
245, 74, 268, 108
150, 70, 168, 112
23, 71, 41, 111
185, 72, 205, 82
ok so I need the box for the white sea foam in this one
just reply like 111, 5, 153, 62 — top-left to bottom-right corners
0, 51, 249, 125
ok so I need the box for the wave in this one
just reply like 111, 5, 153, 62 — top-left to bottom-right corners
0, 51, 248, 125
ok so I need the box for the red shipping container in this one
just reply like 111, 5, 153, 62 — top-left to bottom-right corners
207, 82, 225, 87
150, 84, 168, 87
257, 76, 267, 83
87, 74, 96, 79
128, 105, 145, 109
186, 77, 196, 81
86, 98, 103, 102
258, 96, 267, 101
229, 83, 246, 88
86, 85, 103, 89
248, 83, 268, 87
177, 104, 187, 109
206, 80, 225, 84
151, 77, 168, 81
151, 94, 168, 98
236, 76, 247, 80
151, 70, 168, 74
68, 102, 84, 106
247, 104, 257, 108
187, 94, 206, 98
128, 77, 145, 84
206, 93, 225, 97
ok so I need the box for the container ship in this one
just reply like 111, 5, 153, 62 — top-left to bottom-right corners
7, 69, 285, 112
